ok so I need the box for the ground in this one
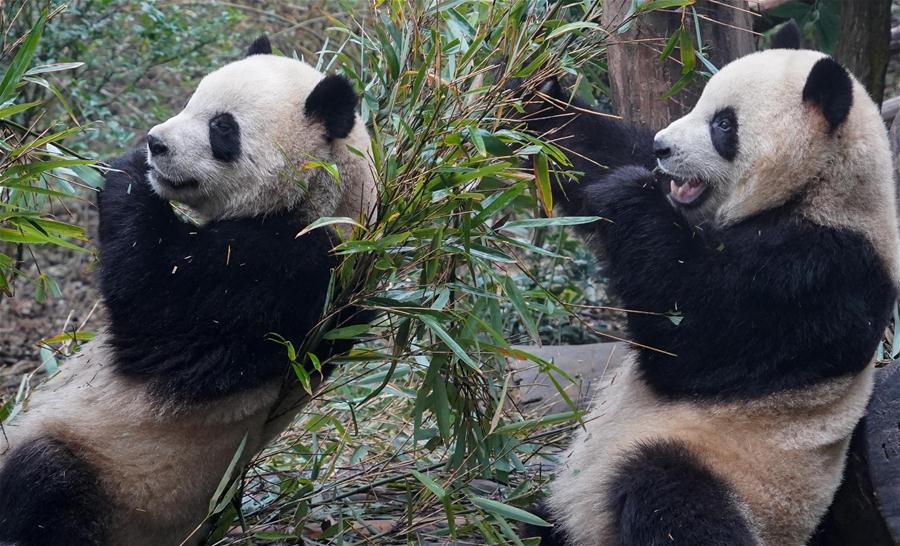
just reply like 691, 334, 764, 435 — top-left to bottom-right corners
0, 199, 103, 396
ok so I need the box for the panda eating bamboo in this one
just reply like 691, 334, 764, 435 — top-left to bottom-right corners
0, 36, 376, 546
520, 32, 900, 546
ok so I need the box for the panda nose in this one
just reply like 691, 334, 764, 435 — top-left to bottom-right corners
147, 134, 169, 157
653, 138, 672, 159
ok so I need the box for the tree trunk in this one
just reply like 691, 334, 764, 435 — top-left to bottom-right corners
600, 0, 755, 130
834, 0, 891, 105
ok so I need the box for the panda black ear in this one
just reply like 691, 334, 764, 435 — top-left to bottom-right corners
770, 19, 801, 50
305, 75, 358, 141
537, 77, 565, 99
802, 57, 853, 133
247, 35, 272, 56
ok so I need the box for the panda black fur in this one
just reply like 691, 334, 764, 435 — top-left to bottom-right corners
0, 37, 376, 546
520, 50, 899, 545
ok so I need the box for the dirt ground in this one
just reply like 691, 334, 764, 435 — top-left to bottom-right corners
0, 199, 105, 397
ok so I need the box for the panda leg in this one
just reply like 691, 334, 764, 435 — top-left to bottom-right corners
0, 436, 110, 546
607, 440, 757, 546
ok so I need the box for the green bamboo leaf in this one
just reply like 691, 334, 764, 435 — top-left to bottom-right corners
473, 182, 525, 225
471, 496, 552, 527
679, 25, 696, 74
0, 100, 42, 119
40, 330, 97, 345
492, 410, 581, 435
533, 153, 552, 215
322, 324, 371, 340
636, 0, 695, 13
503, 216, 601, 229
547, 21, 600, 39
432, 370, 451, 439
24, 62, 84, 76
208, 433, 248, 514
410, 469, 447, 499
501, 276, 539, 344
417, 314, 477, 368
659, 29, 680, 63
0, 12, 46, 104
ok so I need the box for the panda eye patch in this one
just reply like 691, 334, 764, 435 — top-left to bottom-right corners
714, 116, 733, 132
209, 113, 241, 162
710, 107, 738, 161
210, 113, 237, 134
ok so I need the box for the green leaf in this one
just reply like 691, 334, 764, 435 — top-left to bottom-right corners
679, 24, 696, 75
322, 324, 371, 340
635, 0, 695, 13
295, 216, 367, 238
0, 100, 42, 119
0, 12, 46, 104
24, 62, 84, 76
659, 29, 680, 63
471, 496, 552, 527
547, 22, 600, 40
533, 153, 552, 215
432, 369, 452, 439
40, 330, 97, 345
410, 469, 447, 499
417, 314, 477, 368
208, 433, 247, 514
492, 410, 581, 435
502, 276, 539, 344
503, 216, 601, 229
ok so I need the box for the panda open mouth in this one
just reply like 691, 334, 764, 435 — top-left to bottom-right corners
666, 176, 708, 207
150, 169, 200, 190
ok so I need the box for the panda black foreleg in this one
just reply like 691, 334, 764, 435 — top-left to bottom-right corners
0, 436, 110, 546
608, 440, 757, 546
97, 148, 348, 401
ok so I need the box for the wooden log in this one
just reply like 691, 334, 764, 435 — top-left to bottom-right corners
510, 343, 625, 414
599, 0, 755, 129
834, 0, 892, 105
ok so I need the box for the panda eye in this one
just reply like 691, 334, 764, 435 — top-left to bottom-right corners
210, 113, 237, 134
712, 111, 735, 133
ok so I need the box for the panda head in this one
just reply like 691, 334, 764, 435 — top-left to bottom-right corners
146, 36, 376, 222
653, 49, 890, 227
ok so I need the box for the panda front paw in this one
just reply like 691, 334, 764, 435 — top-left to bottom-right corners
581, 165, 659, 211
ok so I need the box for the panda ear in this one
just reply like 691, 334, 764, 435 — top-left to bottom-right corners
770, 19, 801, 50
247, 35, 272, 56
537, 77, 565, 99
802, 57, 853, 133
305, 75, 358, 141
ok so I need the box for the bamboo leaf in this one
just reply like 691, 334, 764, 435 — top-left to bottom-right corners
208, 433, 248, 514
0, 12, 46, 104
471, 496, 552, 527
533, 153, 552, 215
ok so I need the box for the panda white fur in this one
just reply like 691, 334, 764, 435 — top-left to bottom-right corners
0, 36, 376, 546
520, 42, 899, 546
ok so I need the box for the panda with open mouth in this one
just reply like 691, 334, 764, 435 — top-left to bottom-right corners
520, 32, 899, 546
0, 36, 377, 546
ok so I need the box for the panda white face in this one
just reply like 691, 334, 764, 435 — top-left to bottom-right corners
146, 44, 373, 222
653, 49, 870, 227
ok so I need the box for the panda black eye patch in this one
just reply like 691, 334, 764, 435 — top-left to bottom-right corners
710, 107, 738, 161
209, 112, 241, 162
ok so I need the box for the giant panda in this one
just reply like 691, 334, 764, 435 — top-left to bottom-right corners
0, 36, 377, 546
519, 46, 899, 545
